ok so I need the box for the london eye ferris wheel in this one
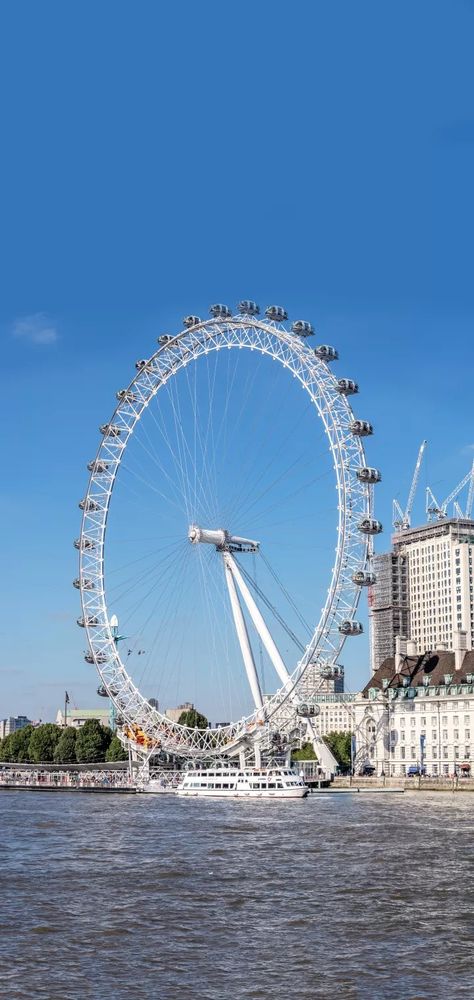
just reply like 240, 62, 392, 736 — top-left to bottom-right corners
75, 302, 382, 761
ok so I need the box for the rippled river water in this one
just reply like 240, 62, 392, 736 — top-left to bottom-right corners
1, 790, 473, 999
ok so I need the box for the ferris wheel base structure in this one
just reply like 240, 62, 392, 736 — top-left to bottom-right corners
76, 301, 381, 769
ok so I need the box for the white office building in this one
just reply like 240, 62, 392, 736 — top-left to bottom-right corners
370, 518, 474, 669
0, 716, 32, 739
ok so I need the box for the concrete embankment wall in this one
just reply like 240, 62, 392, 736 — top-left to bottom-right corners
332, 776, 474, 792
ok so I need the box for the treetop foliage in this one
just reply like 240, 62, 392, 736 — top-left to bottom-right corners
0, 720, 120, 765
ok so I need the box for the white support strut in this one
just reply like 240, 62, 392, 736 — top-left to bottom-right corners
223, 550, 292, 692
223, 556, 264, 713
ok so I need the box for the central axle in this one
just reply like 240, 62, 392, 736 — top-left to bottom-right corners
188, 525, 259, 553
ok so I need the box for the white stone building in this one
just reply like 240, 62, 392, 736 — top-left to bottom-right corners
55, 708, 110, 729
352, 634, 474, 777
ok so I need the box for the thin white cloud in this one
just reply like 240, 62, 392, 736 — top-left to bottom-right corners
12, 312, 58, 345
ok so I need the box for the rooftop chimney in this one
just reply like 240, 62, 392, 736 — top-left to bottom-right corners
454, 630, 468, 672
395, 635, 407, 673
406, 639, 417, 656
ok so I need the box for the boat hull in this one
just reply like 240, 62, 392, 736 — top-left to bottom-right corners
177, 787, 308, 799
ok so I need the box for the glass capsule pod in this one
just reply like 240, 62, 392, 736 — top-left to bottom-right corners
157, 334, 173, 344
296, 703, 321, 717
209, 303, 232, 318
79, 498, 101, 512
116, 389, 137, 403
183, 315, 201, 328
77, 616, 99, 628
351, 571, 377, 586
265, 305, 288, 322
314, 344, 339, 362
135, 359, 149, 370
358, 518, 383, 535
74, 537, 95, 551
350, 419, 373, 437
99, 423, 121, 437
356, 466, 381, 484
339, 620, 364, 636
238, 300, 260, 316
291, 320, 314, 337
87, 460, 110, 474
337, 378, 358, 395
73, 577, 94, 590
85, 654, 109, 666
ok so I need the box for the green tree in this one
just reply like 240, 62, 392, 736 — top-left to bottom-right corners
105, 734, 128, 762
54, 727, 77, 764
324, 730, 352, 770
28, 724, 62, 763
75, 719, 112, 763
8, 725, 35, 762
0, 734, 16, 762
292, 741, 317, 761
178, 708, 209, 730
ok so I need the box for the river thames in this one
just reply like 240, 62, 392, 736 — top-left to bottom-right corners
0, 790, 473, 999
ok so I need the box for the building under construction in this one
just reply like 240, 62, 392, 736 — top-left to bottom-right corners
369, 552, 410, 673
370, 447, 474, 672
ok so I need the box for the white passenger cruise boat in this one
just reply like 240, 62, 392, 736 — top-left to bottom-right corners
177, 767, 308, 799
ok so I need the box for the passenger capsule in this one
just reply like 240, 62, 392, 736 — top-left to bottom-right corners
79, 498, 101, 512
99, 423, 121, 437
350, 419, 373, 437
157, 334, 173, 345
183, 315, 201, 328
352, 571, 377, 587
73, 578, 94, 590
74, 537, 95, 551
315, 344, 339, 362
356, 466, 382, 484
265, 305, 288, 322
238, 300, 260, 316
135, 359, 149, 370
291, 320, 314, 337
77, 616, 99, 628
209, 304, 232, 319
87, 460, 109, 474
296, 702, 321, 717
339, 620, 364, 636
337, 378, 359, 395
116, 389, 137, 403
96, 681, 109, 693
358, 518, 383, 535
85, 654, 109, 666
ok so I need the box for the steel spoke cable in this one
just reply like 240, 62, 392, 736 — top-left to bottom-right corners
259, 550, 313, 637
106, 540, 186, 604
234, 557, 305, 654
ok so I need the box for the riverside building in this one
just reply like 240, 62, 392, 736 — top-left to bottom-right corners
370, 518, 474, 671
352, 633, 474, 777
0, 716, 32, 739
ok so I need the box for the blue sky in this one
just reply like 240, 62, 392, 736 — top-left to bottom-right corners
1, 1, 473, 722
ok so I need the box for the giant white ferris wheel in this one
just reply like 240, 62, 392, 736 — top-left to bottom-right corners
75, 302, 382, 761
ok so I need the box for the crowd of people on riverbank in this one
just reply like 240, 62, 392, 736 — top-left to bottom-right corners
0, 767, 134, 790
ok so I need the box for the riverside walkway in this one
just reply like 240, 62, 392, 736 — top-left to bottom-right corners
0, 765, 136, 792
